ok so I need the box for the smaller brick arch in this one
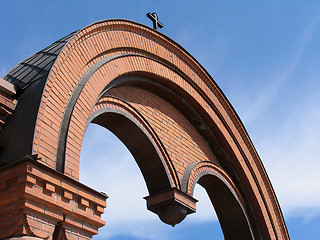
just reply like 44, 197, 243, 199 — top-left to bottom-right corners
181, 161, 253, 239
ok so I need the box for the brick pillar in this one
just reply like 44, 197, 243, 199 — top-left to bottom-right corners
0, 156, 107, 240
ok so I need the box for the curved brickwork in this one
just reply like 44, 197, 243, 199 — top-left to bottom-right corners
181, 161, 254, 238
89, 94, 178, 192
181, 161, 240, 198
104, 86, 219, 180
0, 19, 289, 239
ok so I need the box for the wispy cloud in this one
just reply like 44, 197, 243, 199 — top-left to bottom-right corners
259, 93, 320, 219
228, 18, 320, 221
239, 17, 319, 124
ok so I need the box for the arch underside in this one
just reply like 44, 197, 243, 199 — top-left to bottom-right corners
90, 108, 174, 194
200, 174, 253, 239
87, 81, 257, 236
85, 76, 260, 237
0, 19, 289, 239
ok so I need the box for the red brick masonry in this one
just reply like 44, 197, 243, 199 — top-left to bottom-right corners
0, 156, 106, 239
0, 19, 289, 239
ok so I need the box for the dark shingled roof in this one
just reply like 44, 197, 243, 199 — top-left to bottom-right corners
4, 31, 77, 90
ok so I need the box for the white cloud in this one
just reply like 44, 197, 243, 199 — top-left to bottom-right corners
80, 124, 151, 223
258, 94, 320, 218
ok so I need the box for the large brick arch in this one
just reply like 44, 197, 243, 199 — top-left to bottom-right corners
0, 20, 289, 239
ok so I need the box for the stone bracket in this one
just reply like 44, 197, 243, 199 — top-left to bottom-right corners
144, 188, 198, 226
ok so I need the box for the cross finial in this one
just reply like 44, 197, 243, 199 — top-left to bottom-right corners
146, 12, 163, 31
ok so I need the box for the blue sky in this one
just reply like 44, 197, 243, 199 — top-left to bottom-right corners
1, 1, 320, 239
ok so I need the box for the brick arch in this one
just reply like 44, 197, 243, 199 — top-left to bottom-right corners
0, 19, 289, 239
181, 161, 254, 239
181, 161, 239, 197
87, 95, 179, 194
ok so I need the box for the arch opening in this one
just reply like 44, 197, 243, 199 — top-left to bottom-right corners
198, 174, 254, 239
90, 111, 172, 195
80, 124, 225, 239
89, 109, 199, 226
79, 123, 151, 224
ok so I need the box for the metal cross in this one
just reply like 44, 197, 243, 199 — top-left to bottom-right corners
146, 12, 163, 31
